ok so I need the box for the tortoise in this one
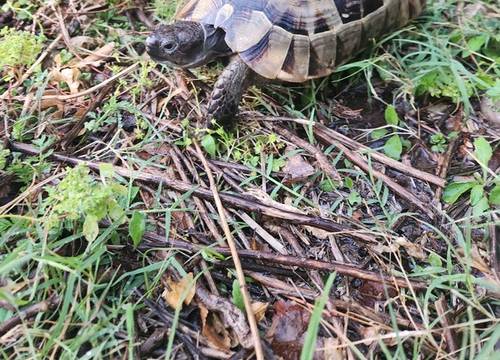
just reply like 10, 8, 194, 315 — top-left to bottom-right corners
146, 0, 426, 125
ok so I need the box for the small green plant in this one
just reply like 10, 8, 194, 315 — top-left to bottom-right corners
371, 105, 407, 160
85, 96, 149, 137
0, 27, 44, 75
0, 148, 10, 170
486, 79, 500, 101
2, 0, 39, 21
177, 122, 286, 170
129, 210, 146, 248
430, 133, 447, 153
201, 132, 217, 157
414, 67, 475, 104
429, 131, 458, 153
7, 152, 52, 186
231, 279, 245, 311
153, 0, 181, 20
44, 165, 127, 241
443, 137, 499, 216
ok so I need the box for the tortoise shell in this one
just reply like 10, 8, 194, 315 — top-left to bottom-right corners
176, 0, 426, 82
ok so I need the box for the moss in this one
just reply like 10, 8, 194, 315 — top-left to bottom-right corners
0, 27, 43, 68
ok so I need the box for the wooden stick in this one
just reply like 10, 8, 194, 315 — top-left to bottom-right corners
9, 141, 376, 242
0, 295, 60, 336
256, 116, 445, 187
267, 123, 341, 182
193, 140, 264, 360
140, 233, 428, 290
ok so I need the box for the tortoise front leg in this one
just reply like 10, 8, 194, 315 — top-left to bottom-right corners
207, 55, 254, 127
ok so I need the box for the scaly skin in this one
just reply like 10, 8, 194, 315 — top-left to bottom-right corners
207, 56, 254, 127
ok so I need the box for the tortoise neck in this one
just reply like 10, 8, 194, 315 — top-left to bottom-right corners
201, 24, 232, 60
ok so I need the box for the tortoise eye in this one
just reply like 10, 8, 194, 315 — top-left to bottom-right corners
163, 41, 177, 52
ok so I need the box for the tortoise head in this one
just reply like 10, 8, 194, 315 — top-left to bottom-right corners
146, 21, 231, 68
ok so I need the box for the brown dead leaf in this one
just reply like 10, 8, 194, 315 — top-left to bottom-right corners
457, 246, 492, 275
199, 303, 234, 352
72, 43, 115, 68
162, 273, 196, 310
358, 325, 382, 346
394, 237, 426, 260
141, 143, 173, 157
39, 98, 65, 112
49, 64, 82, 95
68, 35, 98, 49
352, 210, 363, 221
196, 286, 252, 349
251, 301, 269, 322
157, 87, 184, 110
372, 237, 426, 260
304, 225, 332, 240
282, 148, 315, 183
372, 242, 399, 255
355, 280, 398, 308
267, 300, 310, 360
481, 96, 500, 128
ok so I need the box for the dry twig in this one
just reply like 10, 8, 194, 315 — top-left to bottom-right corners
0, 295, 60, 337
193, 140, 264, 359
9, 141, 376, 241
140, 233, 428, 290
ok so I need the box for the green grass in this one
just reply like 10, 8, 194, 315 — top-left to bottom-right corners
300, 272, 336, 360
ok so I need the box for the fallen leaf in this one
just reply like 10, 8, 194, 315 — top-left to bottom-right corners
480, 96, 500, 128
372, 242, 399, 255
157, 87, 184, 110
39, 98, 65, 112
354, 280, 398, 308
162, 273, 196, 310
196, 286, 252, 349
358, 325, 382, 346
352, 210, 363, 221
304, 226, 333, 240
394, 237, 426, 260
251, 301, 269, 322
68, 35, 97, 49
73, 43, 115, 68
372, 237, 426, 260
141, 143, 173, 157
49, 66, 81, 94
457, 246, 492, 275
282, 148, 315, 183
199, 303, 234, 351
267, 300, 310, 359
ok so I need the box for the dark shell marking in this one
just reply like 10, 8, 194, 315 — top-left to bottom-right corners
178, 0, 426, 82
335, 0, 384, 23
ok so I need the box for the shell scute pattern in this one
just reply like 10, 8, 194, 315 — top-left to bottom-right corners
177, 0, 425, 82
